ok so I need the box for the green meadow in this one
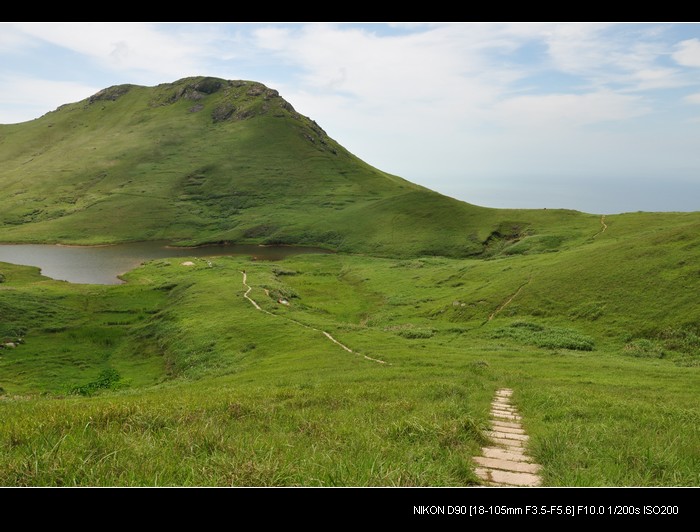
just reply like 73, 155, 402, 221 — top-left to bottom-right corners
0, 77, 698, 486
1, 208, 698, 486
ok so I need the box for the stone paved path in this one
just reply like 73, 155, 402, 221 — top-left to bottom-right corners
474, 388, 542, 486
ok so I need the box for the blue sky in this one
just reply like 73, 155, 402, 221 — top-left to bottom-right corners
2, 22, 700, 214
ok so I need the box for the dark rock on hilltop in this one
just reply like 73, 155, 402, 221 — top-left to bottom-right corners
88, 84, 134, 103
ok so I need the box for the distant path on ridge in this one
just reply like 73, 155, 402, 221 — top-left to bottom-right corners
593, 215, 608, 238
240, 271, 387, 365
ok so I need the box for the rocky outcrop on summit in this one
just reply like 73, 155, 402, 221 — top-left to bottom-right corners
168, 77, 225, 103
88, 84, 134, 103
141, 77, 299, 125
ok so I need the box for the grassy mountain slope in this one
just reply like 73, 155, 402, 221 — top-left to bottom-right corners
0, 76, 595, 257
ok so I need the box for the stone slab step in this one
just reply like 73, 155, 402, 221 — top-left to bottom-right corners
491, 406, 518, 416
473, 456, 541, 474
489, 423, 525, 434
490, 435, 527, 448
487, 430, 529, 441
491, 420, 522, 430
482, 447, 534, 463
474, 467, 541, 487
491, 412, 522, 421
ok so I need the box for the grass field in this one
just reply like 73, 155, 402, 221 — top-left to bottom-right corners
2, 208, 698, 486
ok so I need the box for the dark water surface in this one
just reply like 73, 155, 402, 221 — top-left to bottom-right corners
0, 241, 331, 285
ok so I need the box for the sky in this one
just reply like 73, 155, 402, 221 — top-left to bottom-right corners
2, 22, 700, 214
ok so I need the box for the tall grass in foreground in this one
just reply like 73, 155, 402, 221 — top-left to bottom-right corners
1, 371, 493, 486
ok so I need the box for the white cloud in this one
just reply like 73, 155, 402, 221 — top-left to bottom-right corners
247, 24, 531, 175
543, 23, 685, 92
250, 23, 684, 134
0, 23, 35, 52
492, 91, 649, 129
243, 23, 680, 190
0, 76, 100, 124
543, 23, 613, 76
254, 26, 293, 51
630, 67, 685, 90
14, 23, 206, 80
673, 38, 700, 67
252, 24, 523, 107
684, 92, 700, 104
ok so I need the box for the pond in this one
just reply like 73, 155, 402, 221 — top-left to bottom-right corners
0, 241, 331, 285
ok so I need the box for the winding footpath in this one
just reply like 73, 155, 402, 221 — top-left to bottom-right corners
241, 271, 386, 365
473, 388, 542, 486
593, 215, 608, 238
242, 272, 264, 312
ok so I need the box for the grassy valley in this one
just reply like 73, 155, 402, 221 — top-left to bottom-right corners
1, 210, 698, 485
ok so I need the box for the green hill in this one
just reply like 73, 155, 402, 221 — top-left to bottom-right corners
0, 76, 595, 257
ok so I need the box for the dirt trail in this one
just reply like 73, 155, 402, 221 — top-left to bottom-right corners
241, 271, 387, 365
593, 215, 608, 238
242, 271, 264, 312
488, 279, 530, 322
473, 388, 542, 486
